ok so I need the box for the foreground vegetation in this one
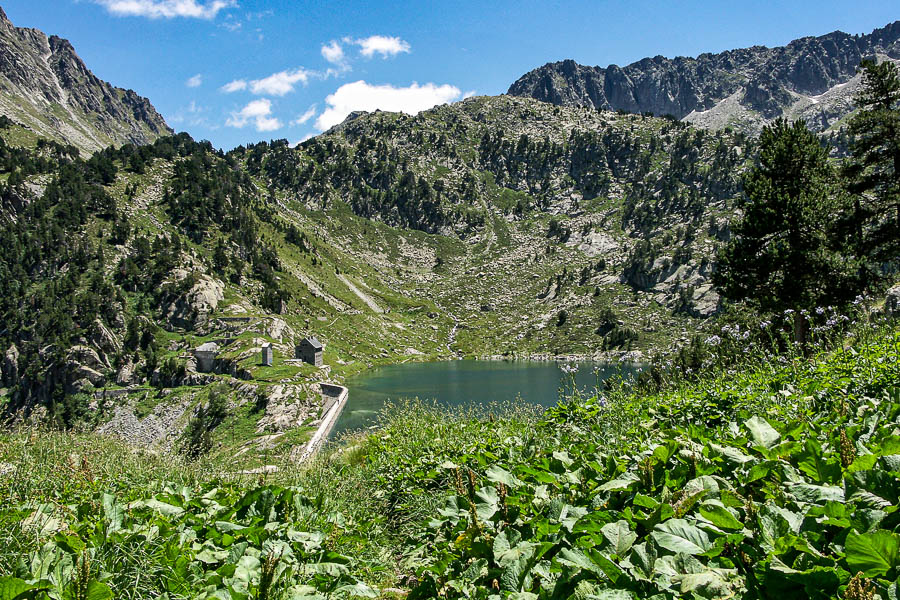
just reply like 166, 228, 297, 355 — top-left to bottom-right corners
1, 318, 896, 599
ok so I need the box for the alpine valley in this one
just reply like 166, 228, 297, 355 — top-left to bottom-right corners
1, 5, 900, 600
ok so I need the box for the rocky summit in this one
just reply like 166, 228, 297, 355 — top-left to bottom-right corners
508, 21, 900, 133
0, 6, 171, 154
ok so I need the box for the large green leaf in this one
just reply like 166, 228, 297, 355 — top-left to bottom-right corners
486, 465, 524, 488
745, 416, 781, 449
845, 529, 900, 577
334, 582, 378, 598
497, 541, 536, 591
0, 577, 48, 600
624, 542, 657, 582
493, 529, 523, 556
699, 502, 743, 531
675, 570, 735, 599
796, 439, 841, 484
140, 498, 184, 516
475, 487, 500, 521
599, 473, 640, 492
651, 519, 713, 555
600, 521, 637, 557
787, 483, 844, 504
101, 494, 123, 533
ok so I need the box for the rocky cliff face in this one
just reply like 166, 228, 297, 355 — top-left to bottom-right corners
0, 6, 171, 153
508, 21, 900, 133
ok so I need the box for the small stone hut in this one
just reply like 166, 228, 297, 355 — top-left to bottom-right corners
261, 342, 273, 366
194, 342, 218, 373
295, 336, 323, 367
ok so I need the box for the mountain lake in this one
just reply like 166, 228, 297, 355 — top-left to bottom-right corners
329, 360, 642, 438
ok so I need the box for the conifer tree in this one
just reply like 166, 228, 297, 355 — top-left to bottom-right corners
843, 59, 900, 284
714, 119, 855, 344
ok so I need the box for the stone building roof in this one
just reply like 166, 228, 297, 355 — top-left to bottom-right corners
300, 336, 323, 350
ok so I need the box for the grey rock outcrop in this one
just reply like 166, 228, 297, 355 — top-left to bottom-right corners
2, 344, 18, 386
886, 284, 900, 318
508, 21, 900, 132
116, 360, 139, 386
0, 7, 172, 154
163, 273, 225, 330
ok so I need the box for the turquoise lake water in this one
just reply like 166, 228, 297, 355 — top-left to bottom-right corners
330, 360, 640, 438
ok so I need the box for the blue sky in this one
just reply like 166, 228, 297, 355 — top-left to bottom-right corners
3, 0, 898, 149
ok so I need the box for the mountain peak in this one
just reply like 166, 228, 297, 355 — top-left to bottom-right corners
508, 21, 900, 133
0, 9, 172, 153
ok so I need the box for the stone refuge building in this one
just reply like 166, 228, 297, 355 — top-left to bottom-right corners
296, 336, 323, 367
261, 342, 273, 366
194, 342, 218, 373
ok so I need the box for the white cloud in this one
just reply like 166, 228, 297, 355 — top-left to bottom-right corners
221, 79, 247, 93
92, 0, 235, 19
315, 80, 461, 131
321, 40, 345, 65
462, 90, 476, 99
226, 99, 283, 132
186, 73, 203, 88
292, 105, 317, 127
352, 35, 411, 58
255, 116, 282, 132
249, 68, 311, 96
221, 68, 314, 97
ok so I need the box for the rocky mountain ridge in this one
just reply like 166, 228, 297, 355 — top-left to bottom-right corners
0, 6, 171, 154
508, 21, 900, 133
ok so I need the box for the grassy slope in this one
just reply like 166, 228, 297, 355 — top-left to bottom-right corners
1, 322, 896, 599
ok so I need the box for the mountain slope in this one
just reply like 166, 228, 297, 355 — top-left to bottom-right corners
508, 21, 900, 133
1, 95, 753, 446
0, 7, 171, 154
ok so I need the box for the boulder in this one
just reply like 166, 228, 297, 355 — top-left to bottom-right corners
73, 365, 105, 387
163, 273, 225, 330
116, 360, 138, 386
266, 318, 289, 341
886, 284, 900, 318
691, 285, 721, 318
91, 318, 122, 363
67, 345, 104, 370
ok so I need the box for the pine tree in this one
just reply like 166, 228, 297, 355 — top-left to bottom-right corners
843, 59, 900, 284
714, 119, 856, 344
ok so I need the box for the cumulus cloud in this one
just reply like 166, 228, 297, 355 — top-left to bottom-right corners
249, 68, 311, 96
226, 99, 282, 132
186, 74, 203, 88
315, 80, 461, 131
221, 69, 312, 96
292, 105, 317, 127
352, 35, 411, 58
321, 40, 345, 65
220, 79, 247, 93
92, 0, 235, 19
462, 90, 477, 99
